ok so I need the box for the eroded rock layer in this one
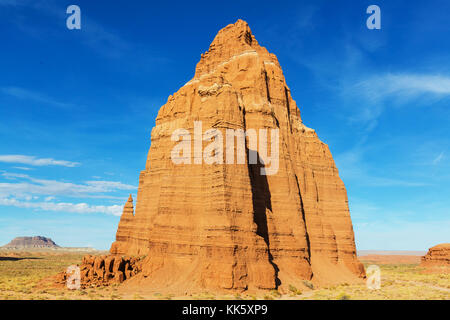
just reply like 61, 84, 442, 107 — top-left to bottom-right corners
421, 244, 450, 272
110, 19, 364, 292
56, 254, 142, 289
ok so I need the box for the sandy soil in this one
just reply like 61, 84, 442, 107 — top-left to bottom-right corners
359, 255, 422, 264
1, 250, 449, 300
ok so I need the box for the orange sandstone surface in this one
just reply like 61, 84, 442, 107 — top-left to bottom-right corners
420, 244, 450, 273
69, 20, 365, 293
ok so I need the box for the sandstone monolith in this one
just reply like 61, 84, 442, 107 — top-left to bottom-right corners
109, 19, 365, 292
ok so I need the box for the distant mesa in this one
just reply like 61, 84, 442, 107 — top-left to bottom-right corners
2, 236, 59, 249
420, 243, 450, 273
1, 236, 96, 252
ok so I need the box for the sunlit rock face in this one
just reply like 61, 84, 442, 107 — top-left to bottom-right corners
421, 244, 450, 270
110, 19, 365, 292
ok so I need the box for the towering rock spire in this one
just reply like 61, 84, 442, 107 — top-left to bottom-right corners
115, 194, 134, 244
110, 20, 365, 293
123, 194, 134, 216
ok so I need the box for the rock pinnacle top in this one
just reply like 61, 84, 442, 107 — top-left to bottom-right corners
193, 19, 276, 79
121, 194, 134, 217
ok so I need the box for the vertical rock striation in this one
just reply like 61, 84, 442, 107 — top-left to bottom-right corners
110, 19, 364, 292
421, 244, 450, 272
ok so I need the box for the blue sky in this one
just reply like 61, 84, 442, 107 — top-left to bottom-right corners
0, 0, 449, 250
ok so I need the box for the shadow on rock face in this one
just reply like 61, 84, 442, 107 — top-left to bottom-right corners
248, 150, 281, 288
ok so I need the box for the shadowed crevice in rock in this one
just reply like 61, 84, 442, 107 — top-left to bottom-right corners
263, 70, 271, 103
247, 150, 281, 288
248, 152, 272, 242
294, 174, 313, 275
284, 87, 292, 133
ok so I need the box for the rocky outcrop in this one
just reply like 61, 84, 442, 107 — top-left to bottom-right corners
421, 244, 450, 273
109, 19, 364, 292
56, 198, 143, 288
81, 254, 141, 287
2, 236, 59, 249
56, 254, 142, 289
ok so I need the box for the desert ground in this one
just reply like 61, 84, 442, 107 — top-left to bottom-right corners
0, 250, 448, 300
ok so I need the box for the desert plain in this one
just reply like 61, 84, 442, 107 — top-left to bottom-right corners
0, 249, 448, 300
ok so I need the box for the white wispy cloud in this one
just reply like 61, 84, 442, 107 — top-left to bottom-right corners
0, 172, 137, 199
0, 197, 122, 216
388, 74, 450, 94
432, 152, 445, 165
0, 86, 73, 108
335, 149, 428, 187
12, 166, 33, 170
351, 73, 450, 102
84, 180, 137, 190
0, 172, 137, 216
339, 72, 450, 132
0, 155, 80, 167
